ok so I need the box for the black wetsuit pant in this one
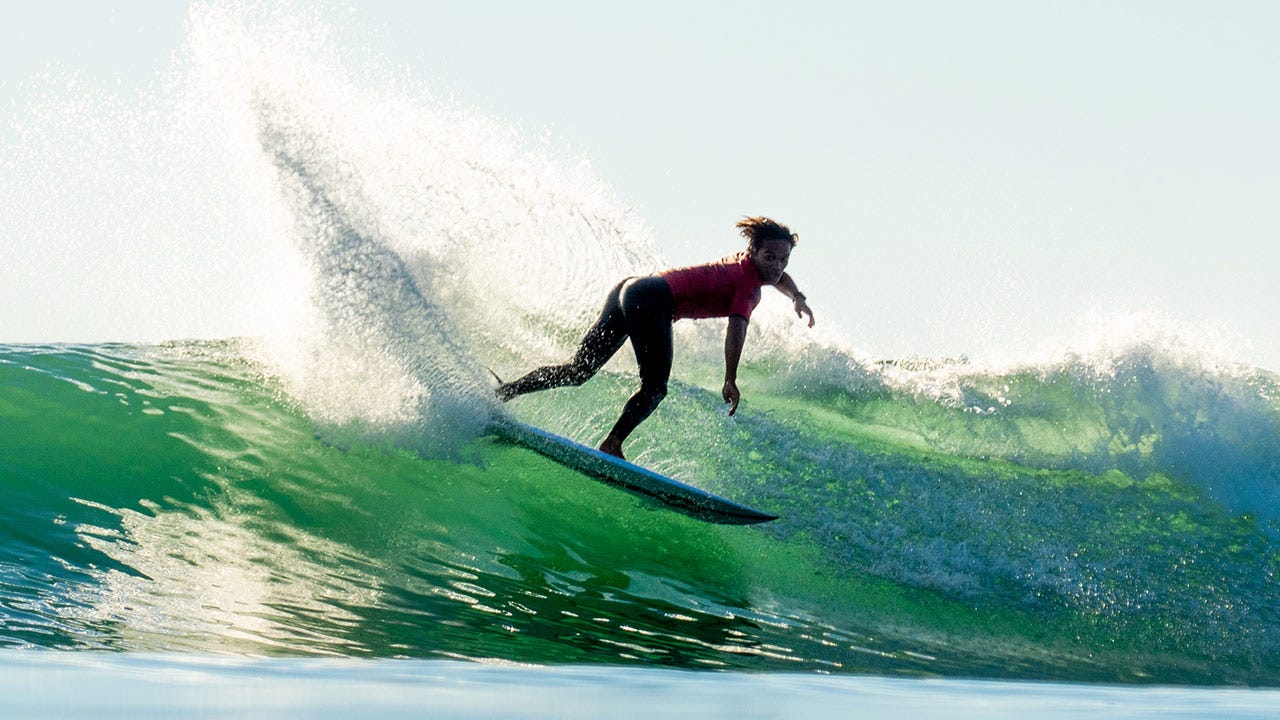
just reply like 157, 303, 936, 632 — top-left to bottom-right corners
500, 276, 674, 444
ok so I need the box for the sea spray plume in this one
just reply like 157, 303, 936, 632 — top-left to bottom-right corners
185, 0, 663, 365
254, 102, 491, 454
177, 0, 674, 450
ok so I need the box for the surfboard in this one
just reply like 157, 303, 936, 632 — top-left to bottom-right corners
490, 418, 778, 525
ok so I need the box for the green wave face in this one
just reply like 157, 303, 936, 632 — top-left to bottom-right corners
3, 342, 1278, 686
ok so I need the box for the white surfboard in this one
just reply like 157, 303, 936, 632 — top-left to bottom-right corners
491, 418, 777, 525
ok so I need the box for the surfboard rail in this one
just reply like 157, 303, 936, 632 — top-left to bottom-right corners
491, 418, 778, 525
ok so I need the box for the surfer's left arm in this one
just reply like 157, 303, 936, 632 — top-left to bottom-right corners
775, 272, 815, 328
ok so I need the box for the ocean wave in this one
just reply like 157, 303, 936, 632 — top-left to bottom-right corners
2, 341, 1278, 684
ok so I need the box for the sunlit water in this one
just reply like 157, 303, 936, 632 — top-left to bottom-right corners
4, 1, 1279, 715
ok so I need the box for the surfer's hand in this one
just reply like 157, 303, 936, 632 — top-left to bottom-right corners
722, 380, 740, 416
794, 297, 815, 328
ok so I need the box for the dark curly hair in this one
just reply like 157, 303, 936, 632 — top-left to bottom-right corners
736, 216, 798, 250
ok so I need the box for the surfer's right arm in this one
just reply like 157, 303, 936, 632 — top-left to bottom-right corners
723, 315, 748, 415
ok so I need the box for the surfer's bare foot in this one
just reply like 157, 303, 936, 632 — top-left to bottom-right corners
599, 436, 625, 460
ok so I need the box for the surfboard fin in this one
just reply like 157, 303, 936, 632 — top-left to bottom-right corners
485, 366, 516, 402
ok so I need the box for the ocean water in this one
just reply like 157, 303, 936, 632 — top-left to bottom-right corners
3, 1, 1280, 716
3, 340, 1279, 681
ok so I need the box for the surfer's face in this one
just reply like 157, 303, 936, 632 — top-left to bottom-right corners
750, 239, 792, 284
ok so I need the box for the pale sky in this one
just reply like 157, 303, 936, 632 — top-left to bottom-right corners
3, 1, 1278, 371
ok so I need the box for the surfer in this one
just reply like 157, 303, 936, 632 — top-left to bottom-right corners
496, 216, 815, 460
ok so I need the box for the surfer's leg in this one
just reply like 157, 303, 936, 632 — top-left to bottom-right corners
600, 277, 674, 458
497, 281, 629, 401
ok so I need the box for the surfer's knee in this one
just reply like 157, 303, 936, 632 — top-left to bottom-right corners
639, 382, 667, 407
564, 363, 598, 386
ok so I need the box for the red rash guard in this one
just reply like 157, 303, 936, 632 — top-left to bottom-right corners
660, 251, 764, 321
